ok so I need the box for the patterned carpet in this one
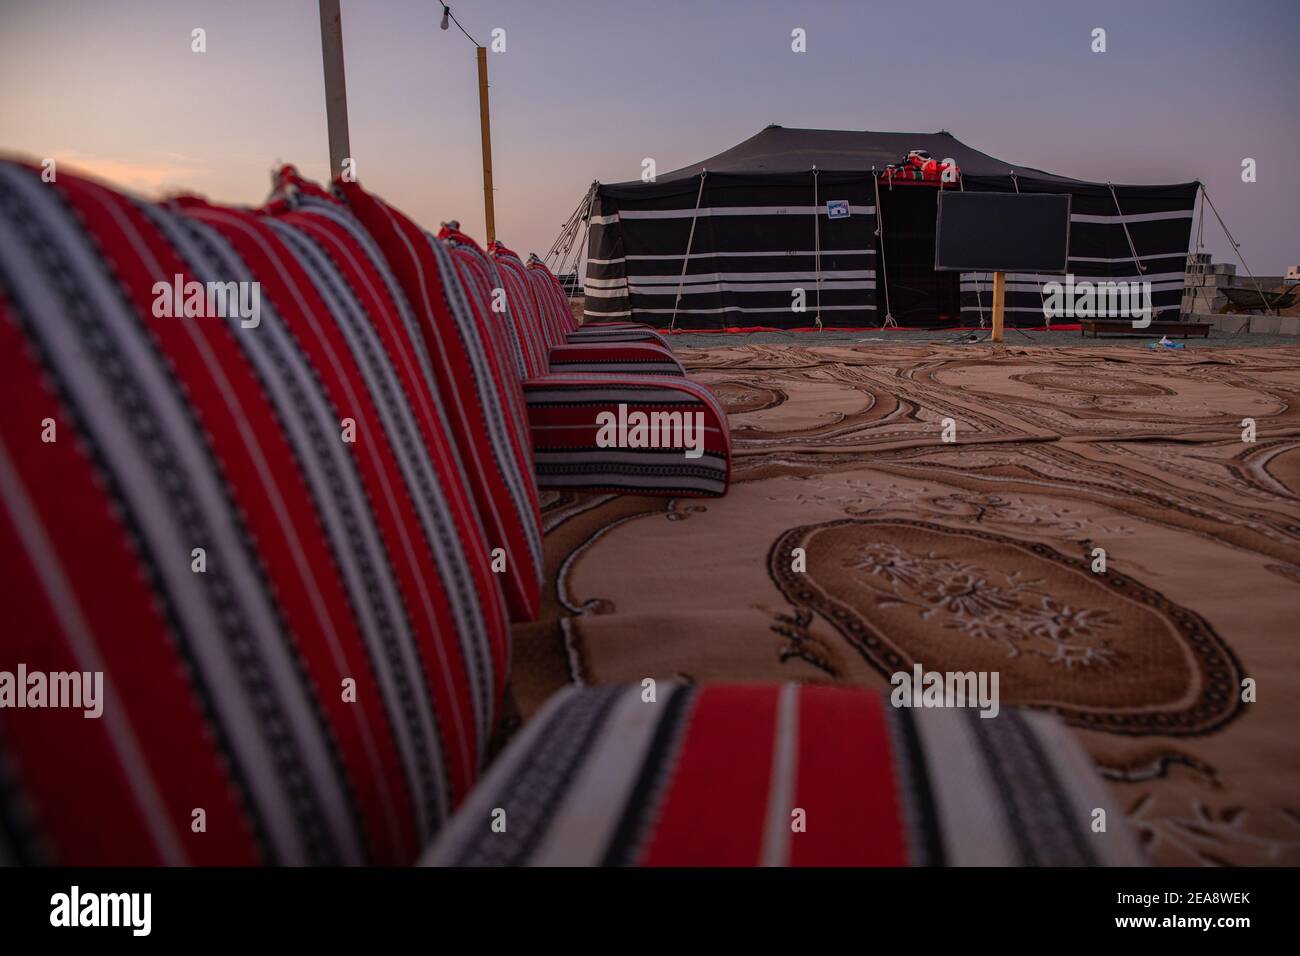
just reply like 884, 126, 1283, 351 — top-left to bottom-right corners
509, 344, 1300, 866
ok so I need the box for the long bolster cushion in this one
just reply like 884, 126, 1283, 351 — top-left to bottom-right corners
335, 178, 545, 622
522, 260, 671, 347
457, 236, 686, 381
548, 341, 686, 376
422, 682, 1144, 867
0, 159, 508, 864
523, 373, 731, 496
520, 262, 693, 378
566, 326, 672, 347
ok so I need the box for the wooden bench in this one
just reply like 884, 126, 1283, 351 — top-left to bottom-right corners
1080, 319, 1211, 338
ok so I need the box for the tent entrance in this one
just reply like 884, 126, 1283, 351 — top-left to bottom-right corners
878, 184, 962, 327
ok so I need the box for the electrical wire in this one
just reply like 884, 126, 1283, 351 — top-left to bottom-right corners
440, 3, 482, 47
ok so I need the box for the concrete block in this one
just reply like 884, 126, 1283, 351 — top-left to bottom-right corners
1249, 316, 1282, 335
1211, 315, 1249, 333
1278, 316, 1300, 337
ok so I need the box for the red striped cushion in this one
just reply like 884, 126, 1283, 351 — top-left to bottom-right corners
434, 231, 727, 495
448, 233, 681, 376
448, 244, 532, 385
567, 324, 673, 346
0, 159, 506, 864
492, 244, 568, 352
523, 256, 580, 343
523, 375, 731, 496
443, 229, 549, 381
524, 257, 670, 346
423, 682, 1144, 866
547, 341, 686, 376
332, 179, 543, 622
535, 262, 673, 347
490, 245, 557, 375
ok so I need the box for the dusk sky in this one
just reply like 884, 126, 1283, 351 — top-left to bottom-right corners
2, 0, 1297, 272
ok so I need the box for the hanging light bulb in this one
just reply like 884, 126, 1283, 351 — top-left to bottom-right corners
440, 5, 450, 30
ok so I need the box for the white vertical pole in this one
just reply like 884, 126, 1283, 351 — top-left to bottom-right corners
318, 0, 351, 180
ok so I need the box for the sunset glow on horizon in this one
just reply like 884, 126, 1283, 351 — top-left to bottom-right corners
1, 0, 1296, 271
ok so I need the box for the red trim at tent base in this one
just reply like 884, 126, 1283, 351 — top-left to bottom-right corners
602, 324, 1086, 335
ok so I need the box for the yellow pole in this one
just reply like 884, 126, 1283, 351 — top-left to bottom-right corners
476, 46, 496, 245
992, 270, 1006, 342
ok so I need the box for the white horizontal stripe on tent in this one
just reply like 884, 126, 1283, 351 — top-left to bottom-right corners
964, 270, 1186, 285
582, 276, 631, 290
1070, 210, 1193, 225
631, 280, 876, 295
629, 304, 878, 315
592, 207, 1184, 227
583, 309, 633, 317
960, 280, 1186, 294
589, 248, 876, 264
1069, 251, 1188, 264
616, 205, 876, 220
956, 306, 1180, 317
628, 269, 877, 285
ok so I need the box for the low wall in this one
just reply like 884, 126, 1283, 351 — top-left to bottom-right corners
1187, 312, 1300, 336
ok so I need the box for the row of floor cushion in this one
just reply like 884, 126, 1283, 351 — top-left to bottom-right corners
0, 159, 1141, 866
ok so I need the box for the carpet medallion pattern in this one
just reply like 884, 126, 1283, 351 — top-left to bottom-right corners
513, 345, 1300, 866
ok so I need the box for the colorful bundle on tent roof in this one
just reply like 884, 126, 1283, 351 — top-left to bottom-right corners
881, 149, 959, 183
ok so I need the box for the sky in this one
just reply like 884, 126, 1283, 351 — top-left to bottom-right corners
1, 0, 1297, 273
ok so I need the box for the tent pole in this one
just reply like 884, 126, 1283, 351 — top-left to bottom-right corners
670, 170, 707, 332
1200, 183, 1275, 317
812, 166, 823, 330
564, 186, 595, 299
546, 189, 585, 265
872, 168, 897, 329
317, 0, 351, 181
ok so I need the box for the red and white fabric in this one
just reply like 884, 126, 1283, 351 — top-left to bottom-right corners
433, 230, 731, 496
521, 375, 731, 495
423, 682, 1143, 867
0, 159, 507, 865
328, 176, 544, 622
488, 241, 684, 376
527, 259, 672, 346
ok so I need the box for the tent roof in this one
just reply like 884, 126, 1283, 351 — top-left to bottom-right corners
641, 125, 1088, 185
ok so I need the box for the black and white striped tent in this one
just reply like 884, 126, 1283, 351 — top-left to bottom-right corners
582, 126, 1198, 330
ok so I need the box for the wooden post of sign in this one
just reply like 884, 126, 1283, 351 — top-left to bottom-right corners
991, 270, 1006, 342
476, 45, 496, 245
